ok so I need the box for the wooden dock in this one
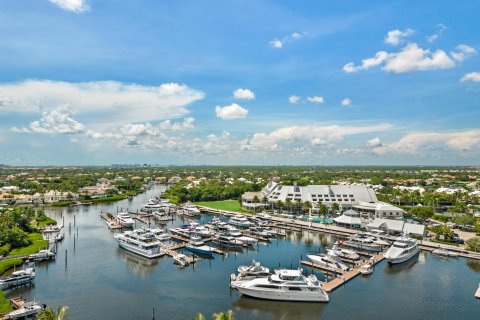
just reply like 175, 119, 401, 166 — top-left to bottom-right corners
100, 213, 123, 230
318, 252, 385, 293
163, 248, 195, 264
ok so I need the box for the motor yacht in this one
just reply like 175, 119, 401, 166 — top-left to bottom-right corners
360, 264, 373, 275
342, 234, 382, 252
6, 300, 44, 319
114, 229, 165, 259
216, 234, 244, 247
432, 249, 459, 257
237, 260, 271, 277
228, 216, 251, 228
117, 212, 135, 228
173, 254, 189, 267
384, 235, 420, 264
0, 268, 35, 289
185, 244, 216, 255
236, 236, 258, 245
306, 252, 350, 272
326, 243, 360, 260
29, 249, 55, 262
233, 269, 329, 302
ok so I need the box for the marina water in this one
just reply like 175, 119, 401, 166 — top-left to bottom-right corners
7, 185, 480, 319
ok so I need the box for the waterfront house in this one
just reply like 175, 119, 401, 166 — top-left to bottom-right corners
366, 218, 426, 238
168, 176, 181, 184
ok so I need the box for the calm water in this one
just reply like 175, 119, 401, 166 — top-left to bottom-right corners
6, 185, 480, 319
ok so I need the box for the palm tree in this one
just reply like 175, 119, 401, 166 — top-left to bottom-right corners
212, 310, 234, 320
194, 314, 207, 320
303, 201, 312, 217
331, 202, 340, 214
261, 196, 268, 211
252, 195, 259, 213
285, 198, 292, 213
275, 200, 283, 213
36, 306, 69, 320
316, 203, 328, 217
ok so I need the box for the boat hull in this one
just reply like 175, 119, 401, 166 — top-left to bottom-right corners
118, 242, 165, 259
386, 247, 420, 264
236, 286, 329, 302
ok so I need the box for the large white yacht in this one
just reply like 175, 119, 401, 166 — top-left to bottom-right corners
114, 229, 165, 259
306, 252, 350, 272
233, 269, 329, 302
228, 216, 251, 228
384, 235, 420, 264
182, 202, 201, 216
0, 267, 35, 290
343, 234, 382, 252
327, 243, 360, 260
117, 212, 135, 228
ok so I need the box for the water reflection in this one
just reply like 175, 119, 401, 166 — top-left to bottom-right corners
466, 259, 480, 272
117, 249, 160, 277
384, 253, 420, 274
234, 295, 326, 320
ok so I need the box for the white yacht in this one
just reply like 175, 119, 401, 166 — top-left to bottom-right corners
236, 236, 258, 245
183, 203, 201, 216
342, 235, 382, 252
432, 249, 458, 257
233, 269, 329, 302
173, 254, 189, 267
327, 243, 360, 260
0, 268, 35, 290
185, 244, 216, 255
228, 216, 251, 228
114, 229, 165, 259
237, 260, 271, 277
384, 235, 420, 264
216, 234, 244, 247
306, 252, 350, 272
225, 226, 242, 237
117, 212, 135, 228
29, 249, 55, 261
6, 300, 44, 319
360, 264, 373, 275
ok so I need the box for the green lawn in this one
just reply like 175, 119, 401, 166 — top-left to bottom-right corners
0, 289, 12, 314
0, 259, 23, 276
194, 200, 254, 214
8, 233, 49, 257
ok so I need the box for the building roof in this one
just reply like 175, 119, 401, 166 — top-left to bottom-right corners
334, 214, 362, 225
367, 218, 425, 235
354, 201, 404, 212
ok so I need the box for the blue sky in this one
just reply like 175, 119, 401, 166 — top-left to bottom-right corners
0, 0, 479, 165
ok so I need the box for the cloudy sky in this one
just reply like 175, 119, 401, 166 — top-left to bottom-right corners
0, 0, 479, 165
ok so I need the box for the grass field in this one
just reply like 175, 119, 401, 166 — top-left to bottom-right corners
8, 233, 49, 257
194, 200, 254, 214
0, 289, 12, 314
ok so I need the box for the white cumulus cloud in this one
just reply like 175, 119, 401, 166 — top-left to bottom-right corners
215, 103, 248, 120
450, 44, 477, 62
49, 0, 89, 13
0, 80, 204, 125
307, 96, 324, 103
461, 72, 480, 82
367, 137, 383, 148
385, 28, 414, 46
12, 108, 85, 134
343, 43, 470, 73
233, 88, 255, 100
289, 95, 301, 104
341, 98, 352, 107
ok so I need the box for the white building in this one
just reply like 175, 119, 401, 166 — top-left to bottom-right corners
242, 181, 404, 219
366, 218, 426, 238
33, 190, 79, 204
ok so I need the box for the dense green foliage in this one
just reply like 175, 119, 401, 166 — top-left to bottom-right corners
36, 306, 69, 320
165, 182, 258, 204
409, 206, 434, 221
0, 259, 23, 275
466, 237, 480, 252
0, 290, 13, 314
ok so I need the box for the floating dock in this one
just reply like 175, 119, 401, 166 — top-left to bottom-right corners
100, 213, 123, 229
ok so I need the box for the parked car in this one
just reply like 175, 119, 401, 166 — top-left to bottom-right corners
452, 237, 464, 244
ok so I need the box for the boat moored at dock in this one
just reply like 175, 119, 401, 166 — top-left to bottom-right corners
0, 267, 35, 290
114, 229, 166, 259
385, 235, 420, 265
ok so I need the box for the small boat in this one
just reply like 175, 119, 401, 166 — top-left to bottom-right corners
0, 268, 35, 290
6, 300, 45, 319
29, 249, 55, 262
54, 233, 65, 242
237, 260, 271, 277
216, 234, 244, 247
173, 254, 190, 267
185, 244, 216, 255
432, 249, 459, 257
343, 234, 382, 252
360, 264, 373, 275
306, 252, 350, 272
327, 243, 360, 260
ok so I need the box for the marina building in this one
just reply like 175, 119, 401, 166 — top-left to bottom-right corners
242, 181, 404, 219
